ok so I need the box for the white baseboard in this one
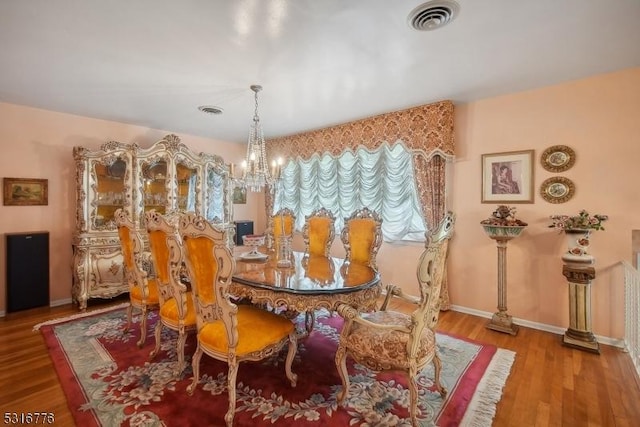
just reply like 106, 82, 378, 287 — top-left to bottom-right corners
51, 298, 73, 307
448, 304, 625, 349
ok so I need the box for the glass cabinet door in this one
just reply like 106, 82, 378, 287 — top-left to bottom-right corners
205, 166, 226, 222
141, 159, 168, 214
176, 162, 198, 212
93, 158, 127, 228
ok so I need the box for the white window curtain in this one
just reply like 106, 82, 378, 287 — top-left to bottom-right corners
273, 142, 426, 241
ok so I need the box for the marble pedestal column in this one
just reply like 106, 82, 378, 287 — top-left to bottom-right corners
481, 225, 526, 336
562, 263, 600, 354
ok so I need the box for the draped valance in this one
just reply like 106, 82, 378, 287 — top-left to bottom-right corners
266, 100, 454, 161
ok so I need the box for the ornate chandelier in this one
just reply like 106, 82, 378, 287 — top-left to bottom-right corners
241, 84, 275, 192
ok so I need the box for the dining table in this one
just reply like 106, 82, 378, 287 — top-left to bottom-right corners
229, 249, 382, 333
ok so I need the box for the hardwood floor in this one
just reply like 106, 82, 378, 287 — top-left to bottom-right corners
1, 297, 639, 426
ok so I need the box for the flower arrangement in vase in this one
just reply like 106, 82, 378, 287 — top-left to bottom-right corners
549, 210, 608, 263
481, 205, 528, 239
548, 209, 608, 232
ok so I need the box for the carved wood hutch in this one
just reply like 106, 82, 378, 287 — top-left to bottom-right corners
72, 134, 233, 309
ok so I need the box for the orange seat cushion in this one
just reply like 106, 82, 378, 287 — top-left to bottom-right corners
159, 291, 196, 325
130, 277, 160, 305
198, 305, 295, 355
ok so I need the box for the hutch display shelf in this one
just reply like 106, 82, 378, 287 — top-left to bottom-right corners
72, 134, 233, 309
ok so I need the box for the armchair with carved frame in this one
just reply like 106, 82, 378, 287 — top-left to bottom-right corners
335, 212, 455, 426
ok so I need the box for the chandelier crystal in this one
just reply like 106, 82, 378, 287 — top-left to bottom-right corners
241, 84, 273, 192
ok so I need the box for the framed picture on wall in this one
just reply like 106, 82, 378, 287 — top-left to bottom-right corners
481, 150, 534, 203
232, 184, 246, 204
3, 177, 49, 206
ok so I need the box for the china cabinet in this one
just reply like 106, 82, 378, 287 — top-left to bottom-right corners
72, 134, 232, 309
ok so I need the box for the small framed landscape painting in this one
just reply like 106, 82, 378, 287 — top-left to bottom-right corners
3, 177, 49, 206
481, 150, 534, 203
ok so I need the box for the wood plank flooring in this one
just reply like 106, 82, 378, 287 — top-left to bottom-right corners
1, 296, 639, 426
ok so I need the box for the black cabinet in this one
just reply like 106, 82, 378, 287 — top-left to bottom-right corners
6, 232, 49, 312
234, 220, 254, 246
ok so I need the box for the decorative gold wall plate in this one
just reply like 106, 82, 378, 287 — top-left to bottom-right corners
540, 145, 575, 172
540, 176, 575, 203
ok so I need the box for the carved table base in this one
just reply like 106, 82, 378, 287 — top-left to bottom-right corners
228, 282, 382, 337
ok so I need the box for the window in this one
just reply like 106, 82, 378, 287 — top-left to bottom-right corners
273, 142, 426, 241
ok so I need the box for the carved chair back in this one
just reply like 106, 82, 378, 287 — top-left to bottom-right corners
178, 212, 235, 333
302, 207, 336, 257
115, 208, 153, 302
340, 207, 383, 269
145, 210, 188, 320
114, 208, 159, 347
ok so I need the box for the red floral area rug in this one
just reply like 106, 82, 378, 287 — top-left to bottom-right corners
36, 305, 515, 426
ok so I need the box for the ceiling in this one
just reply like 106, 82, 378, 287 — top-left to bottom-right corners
1, 0, 639, 144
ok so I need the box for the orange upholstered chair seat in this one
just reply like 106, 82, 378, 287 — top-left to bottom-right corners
159, 292, 197, 325
130, 278, 160, 304
199, 305, 296, 355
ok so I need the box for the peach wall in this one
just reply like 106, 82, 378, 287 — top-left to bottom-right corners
287, 67, 640, 340
449, 67, 640, 339
0, 102, 249, 314
1, 67, 638, 341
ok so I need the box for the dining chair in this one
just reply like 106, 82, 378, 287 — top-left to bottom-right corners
269, 207, 296, 252
334, 212, 455, 427
114, 208, 160, 348
302, 207, 336, 257
145, 210, 196, 374
340, 207, 383, 269
178, 212, 298, 427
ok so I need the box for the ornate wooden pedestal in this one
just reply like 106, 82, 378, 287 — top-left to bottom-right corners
562, 264, 600, 354
482, 225, 526, 336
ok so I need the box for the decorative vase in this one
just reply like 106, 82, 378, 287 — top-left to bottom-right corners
276, 235, 293, 268
481, 224, 527, 240
562, 228, 594, 264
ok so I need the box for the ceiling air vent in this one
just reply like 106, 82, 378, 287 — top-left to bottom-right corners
408, 0, 460, 31
198, 105, 224, 115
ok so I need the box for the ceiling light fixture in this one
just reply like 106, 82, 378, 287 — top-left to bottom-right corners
241, 84, 281, 192
408, 0, 459, 31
